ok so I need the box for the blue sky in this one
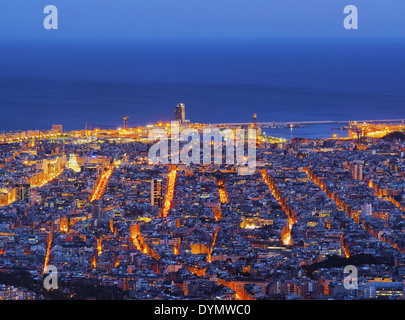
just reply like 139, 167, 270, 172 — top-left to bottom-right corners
0, 0, 404, 40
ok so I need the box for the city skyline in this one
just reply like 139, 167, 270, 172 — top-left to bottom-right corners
0, 0, 404, 306
0, 113, 404, 301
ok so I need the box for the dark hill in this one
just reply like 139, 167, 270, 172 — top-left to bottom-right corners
381, 131, 405, 142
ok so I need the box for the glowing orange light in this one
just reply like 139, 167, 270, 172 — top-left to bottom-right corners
130, 224, 160, 260
91, 256, 96, 268
207, 228, 219, 263
90, 166, 113, 202
31, 169, 64, 189
0, 189, 17, 208
161, 169, 177, 218
261, 170, 295, 246
43, 232, 52, 274
342, 241, 350, 258
217, 180, 229, 204
97, 237, 102, 256
281, 222, 293, 246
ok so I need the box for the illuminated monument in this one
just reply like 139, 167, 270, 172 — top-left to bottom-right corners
67, 154, 81, 173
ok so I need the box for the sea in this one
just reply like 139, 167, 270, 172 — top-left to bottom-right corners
0, 37, 404, 139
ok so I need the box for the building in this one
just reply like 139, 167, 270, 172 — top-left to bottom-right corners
151, 178, 163, 207
174, 103, 185, 124
51, 124, 63, 133
123, 116, 129, 130
67, 154, 81, 173
91, 200, 104, 220
363, 279, 404, 300
361, 203, 372, 216
0, 285, 37, 300
16, 183, 30, 204
59, 215, 69, 233
350, 161, 363, 180
51, 141, 64, 155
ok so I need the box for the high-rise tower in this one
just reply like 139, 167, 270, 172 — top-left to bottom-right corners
123, 116, 129, 130
16, 183, 31, 204
350, 161, 363, 180
174, 103, 185, 124
151, 178, 163, 207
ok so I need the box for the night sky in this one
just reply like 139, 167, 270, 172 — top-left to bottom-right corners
0, 0, 404, 40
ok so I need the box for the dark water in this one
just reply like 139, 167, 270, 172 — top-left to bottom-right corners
0, 38, 404, 138
264, 124, 347, 140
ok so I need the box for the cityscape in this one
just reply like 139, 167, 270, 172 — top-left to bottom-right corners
0, 103, 404, 300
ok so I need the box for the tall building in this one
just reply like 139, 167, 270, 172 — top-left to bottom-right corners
151, 178, 163, 207
174, 103, 185, 124
91, 200, 104, 220
252, 112, 261, 136
59, 215, 69, 233
350, 161, 363, 180
16, 183, 30, 204
361, 203, 372, 216
123, 116, 129, 130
